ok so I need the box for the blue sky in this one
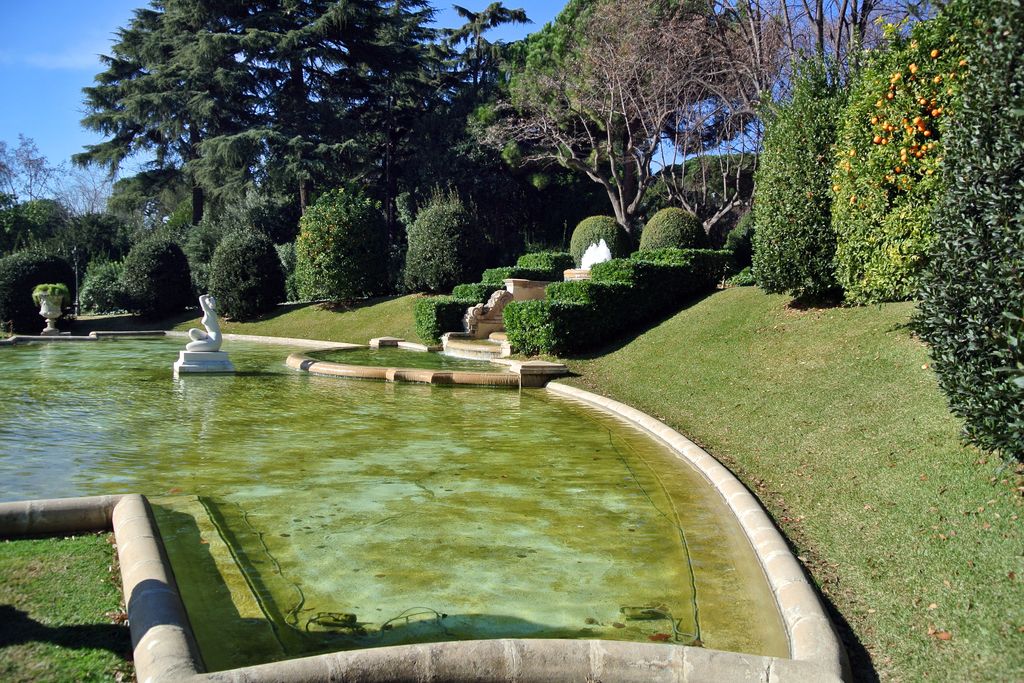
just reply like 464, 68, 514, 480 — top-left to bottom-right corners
0, 1, 563, 172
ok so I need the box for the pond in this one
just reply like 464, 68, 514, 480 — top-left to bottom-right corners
0, 337, 787, 671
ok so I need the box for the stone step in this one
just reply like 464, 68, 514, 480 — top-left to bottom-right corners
488, 332, 508, 343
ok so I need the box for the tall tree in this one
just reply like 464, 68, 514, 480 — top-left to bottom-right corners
75, 1, 255, 225
444, 2, 531, 94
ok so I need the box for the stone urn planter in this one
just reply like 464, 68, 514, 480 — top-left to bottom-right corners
32, 283, 69, 336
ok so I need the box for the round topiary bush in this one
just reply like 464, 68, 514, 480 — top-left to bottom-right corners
80, 260, 127, 314
295, 187, 387, 301
639, 208, 705, 251
569, 216, 631, 267
120, 238, 193, 318
917, 0, 1023, 460
404, 189, 480, 293
752, 59, 845, 300
831, 7, 966, 304
208, 230, 285, 320
724, 211, 754, 272
0, 251, 74, 333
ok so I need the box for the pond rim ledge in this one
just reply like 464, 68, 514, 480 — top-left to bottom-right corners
0, 332, 849, 682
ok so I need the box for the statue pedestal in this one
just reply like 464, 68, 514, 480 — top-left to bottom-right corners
173, 351, 235, 377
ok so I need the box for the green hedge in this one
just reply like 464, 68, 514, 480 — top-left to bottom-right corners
451, 282, 506, 302
515, 251, 574, 277
831, 10, 966, 303
481, 266, 557, 284
505, 249, 729, 355
405, 189, 479, 293
121, 239, 193, 318
208, 230, 285, 320
752, 60, 845, 300
0, 251, 74, 333
639, 207, 705, 251
917, 0, 1023, 460
414, 296, 476, 343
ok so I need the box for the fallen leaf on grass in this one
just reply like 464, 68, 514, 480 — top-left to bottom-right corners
933, 631, 952, 641
927, 603, 938, 610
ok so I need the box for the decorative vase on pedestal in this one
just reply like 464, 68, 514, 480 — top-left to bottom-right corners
37, 294, 62, 336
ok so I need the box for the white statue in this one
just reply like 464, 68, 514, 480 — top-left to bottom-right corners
580, 239, 613, 270
186, 294, 223, 352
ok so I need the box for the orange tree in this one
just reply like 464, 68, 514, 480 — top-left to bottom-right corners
831, 7, 968, 304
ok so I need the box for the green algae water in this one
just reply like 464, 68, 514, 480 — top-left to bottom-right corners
0, 338, 787, 670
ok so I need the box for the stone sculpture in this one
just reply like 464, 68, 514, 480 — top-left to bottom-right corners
173, 294, 235, 376
464, 289, 513, 338
186, 294, 223, 352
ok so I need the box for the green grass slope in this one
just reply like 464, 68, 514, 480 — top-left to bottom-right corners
0, 533, 132, 682
565, 287, 1023, 682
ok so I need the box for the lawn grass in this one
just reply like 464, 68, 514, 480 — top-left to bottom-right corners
71, 294, 423, 344
0, 533, 133, 682
563, 286, 1023, 683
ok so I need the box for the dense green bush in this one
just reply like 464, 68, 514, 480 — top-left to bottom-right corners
831, 10, 966, 303
917, 0, 1024, 460
503, 300, 556, 356
183, 217, 226, 295
639, 207, 705, 251
208, 230, 285, 320
726, 267, 756, 287
414, 296, 476, 343
753, 60, 845, 300
80, 260, 127, 313
0, 251, 74, 333
404, 189, 479, 293
295, 187, 386, 301
451, 282, 506, 302
121, 239, 193, 318
568, 216, 631, 266
515, 251, 574, 278
724, 212, 754, 272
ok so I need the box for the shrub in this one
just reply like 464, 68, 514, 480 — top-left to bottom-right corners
404, 189, 479, 293
414, 296, 476, 343
724, 212, 754, 272
639, 207, 705, 251
831, 11, 966, 303
503, 300, 556, 356
183, 217, 226, 295
121, 238, 193, 318
0, 251, 74, 333
295, 187, 387, 301
753, 59, 845, 300
515, 251, 574, 278
208, 230, 285, 320
726, 267, 756, 287
451, 282, 506, 302
80, 260, 127, 313
569, 216, 631, 267
917, 0, 1023, 460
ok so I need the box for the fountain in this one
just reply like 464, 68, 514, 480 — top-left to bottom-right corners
564, 239, 613, 281
173, 294, 235, 376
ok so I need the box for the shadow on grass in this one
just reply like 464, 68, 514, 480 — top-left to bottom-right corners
559, 289, 719, 361
0, 604, 130, 657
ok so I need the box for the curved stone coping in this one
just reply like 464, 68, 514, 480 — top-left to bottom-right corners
0, 494, 203, 680
0, 330, 168, 345
286, 351, 523, 388
545, 382, 849, 681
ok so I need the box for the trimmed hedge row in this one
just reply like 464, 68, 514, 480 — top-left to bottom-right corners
451, 282, 507, 302
504, 249, 729, 355
414, 296, 476, 343
481, 266, 557, 284
515, 251, 574, 275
